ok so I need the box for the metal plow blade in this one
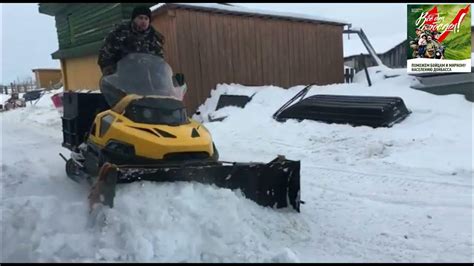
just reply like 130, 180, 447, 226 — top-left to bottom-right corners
89, 156, 301, 212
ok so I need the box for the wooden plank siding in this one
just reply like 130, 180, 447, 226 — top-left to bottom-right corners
62, 55, 102, 90
344, 40, 408, 72
164, 9, 345, 113
194, 11, 213, 107
265, 18, 274, 85
47, 3, 156, 50
175, 10, 197, 109
56, 4, 123, 49
151, 10, 179, 78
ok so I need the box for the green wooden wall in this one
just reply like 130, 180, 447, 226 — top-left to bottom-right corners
39, 3, 156, 59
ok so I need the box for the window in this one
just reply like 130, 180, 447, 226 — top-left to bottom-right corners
99, 114, 115, 137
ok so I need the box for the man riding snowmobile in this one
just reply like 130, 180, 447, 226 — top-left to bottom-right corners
60, 53, 302, 212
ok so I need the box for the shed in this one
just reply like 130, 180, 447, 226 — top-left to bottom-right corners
38, 3, 155, 92
40, 3, 349, 113
31, 68, 62, 89
343, 32, 407, 71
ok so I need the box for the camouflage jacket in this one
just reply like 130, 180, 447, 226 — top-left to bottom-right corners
98, 21, 165, 73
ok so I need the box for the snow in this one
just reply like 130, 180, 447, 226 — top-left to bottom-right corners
151, 3, 349, 26
344, 32, 406, 58
1, 70, 473, 262
0, 93, 11, 104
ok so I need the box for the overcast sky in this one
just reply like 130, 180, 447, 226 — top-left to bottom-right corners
0, 3, 470, 85
1, 3, 60, 85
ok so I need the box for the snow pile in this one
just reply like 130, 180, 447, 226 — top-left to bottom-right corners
12, 87, 64, 129
197, 72, 472, 174
352, 66, 408, 84
2, 180, 307, 262
87, 182, 306, 262
0, 93, 11, 104
193, 83, 278, 123
1, 69, 473, 262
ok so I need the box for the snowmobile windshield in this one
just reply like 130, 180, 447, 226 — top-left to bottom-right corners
100, 53, 183, 107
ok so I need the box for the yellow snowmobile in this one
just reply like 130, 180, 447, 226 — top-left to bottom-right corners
59, 53, 301, 212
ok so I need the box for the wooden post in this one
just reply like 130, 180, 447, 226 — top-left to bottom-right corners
359, 53, 371, 87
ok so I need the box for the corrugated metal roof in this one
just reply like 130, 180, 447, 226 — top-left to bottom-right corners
151, 3, 350, 26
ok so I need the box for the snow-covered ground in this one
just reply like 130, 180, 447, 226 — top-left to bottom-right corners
0, 94, 11, 104
1, 70, 473, 262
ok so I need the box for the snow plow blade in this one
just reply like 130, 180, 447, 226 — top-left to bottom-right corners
89, 156, 301, 212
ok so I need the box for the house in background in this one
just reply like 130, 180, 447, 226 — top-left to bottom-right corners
39, 3, 349, 113
343, 32, 407, 72
32, 68, 62, 89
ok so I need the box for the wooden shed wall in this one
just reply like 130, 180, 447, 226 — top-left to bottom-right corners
380, 41, 407, 69
153, 9, 344, 113
152, 10, 180, 77
344, 40, 408, 72
62, 55, 102, 90
34, 70, 62, 89
54, 4, 122, 49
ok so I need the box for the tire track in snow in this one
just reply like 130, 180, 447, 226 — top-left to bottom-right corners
301, 166, 472, 209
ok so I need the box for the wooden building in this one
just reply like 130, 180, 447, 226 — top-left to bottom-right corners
380, 40, 407, 69
38, 3, 153, 92
31, 68, 62, 89
343, 33, 407, 72
39, 3, 349, 113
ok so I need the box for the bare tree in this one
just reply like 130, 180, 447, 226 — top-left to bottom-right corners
10, 75, 36, 93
